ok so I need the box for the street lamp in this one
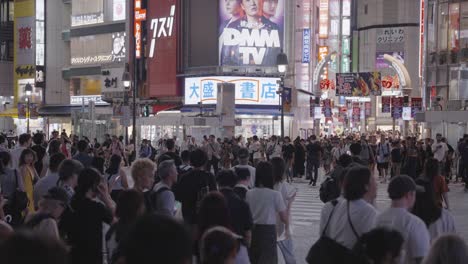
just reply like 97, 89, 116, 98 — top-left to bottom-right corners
25, 83, 33, 134
276, 50, 288, 139
122, 64, 134, 144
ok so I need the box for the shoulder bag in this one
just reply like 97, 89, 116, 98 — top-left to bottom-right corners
306, 200, 363, 264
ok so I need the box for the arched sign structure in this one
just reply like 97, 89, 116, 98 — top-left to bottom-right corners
383, 54, 412, 96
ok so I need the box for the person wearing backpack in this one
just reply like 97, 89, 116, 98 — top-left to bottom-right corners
146, 160, 178, 216
307, 166, 377, 264
25, 187, 69, 240
319, 154, 353, 203
174, 148, 217, 226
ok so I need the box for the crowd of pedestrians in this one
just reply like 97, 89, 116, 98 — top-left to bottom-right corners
0, 130, 467, 264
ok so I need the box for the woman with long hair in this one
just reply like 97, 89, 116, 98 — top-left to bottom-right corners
422, 158, 450, 209
105, 154, 129, 201
18, 148, 38, 213
40, 139, 61, 178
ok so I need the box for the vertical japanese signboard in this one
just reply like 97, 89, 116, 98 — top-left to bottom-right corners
411, 97, 423, 117
323, 99, 333, 118
30, 103, 38, 119
302, 29, 311, 63
319, 0, 329, 39
352, 105, 360, 122
365, 102, 371, 117
14, 0, 35, 105
391, 97, 404, 119
134, 0, 146, 59
382, 96, 391, 113
310, 97, 315, 118
219, 0, 284, 66
147, 0, 177, 97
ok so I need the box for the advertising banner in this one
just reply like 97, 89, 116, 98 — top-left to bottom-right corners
282, 87, 292, 113
309, 97, 315, 118
376, 51, 404, 69
402, 107, 412, 121
382, 96, 391, 113
352, 106, 360, 122
323, 99, 333, 118
336, 72, 381, 96
302, 29, 311, 63
391, 97, 403, 119
147, 0, 177, 97
365, 102, 371, 117
219, 0, 284, 66
113, 0, 126, 21
185, 76, 281, 106
411, 97, 423, 117
319, 0, 329, 39
29, 103, 38, 119
101, 68, 125, 93
18, 103, 26, 119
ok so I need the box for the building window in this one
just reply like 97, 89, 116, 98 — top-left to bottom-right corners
438, 3, 449, 53
364, 4, 368, 15
449, 3, 460, 64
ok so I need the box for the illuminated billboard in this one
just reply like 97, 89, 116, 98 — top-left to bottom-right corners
219, 0, 284, 66
185, 76, 281, 106
147, 0, 178, 97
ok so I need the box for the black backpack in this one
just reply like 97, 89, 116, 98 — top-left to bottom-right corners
319, 176, 340, 203
144, 187, 170, 212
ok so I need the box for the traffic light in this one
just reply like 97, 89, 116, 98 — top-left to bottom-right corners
142, 105, 150, 117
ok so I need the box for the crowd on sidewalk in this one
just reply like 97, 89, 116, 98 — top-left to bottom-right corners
0, 130, 467, 264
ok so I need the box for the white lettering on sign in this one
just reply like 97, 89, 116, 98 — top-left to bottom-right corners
221, 28, 281, 65
149, 5, 176, 58
71, 55, 113, 65
377, 28, 405, 44
71, 12, 104, 27
135, 21, 142, 58
70, 95, 109, 105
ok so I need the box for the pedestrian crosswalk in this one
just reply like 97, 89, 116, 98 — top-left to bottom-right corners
289, 180, 391, 228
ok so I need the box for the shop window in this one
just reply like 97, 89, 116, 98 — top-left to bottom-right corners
70, 76, 102, 97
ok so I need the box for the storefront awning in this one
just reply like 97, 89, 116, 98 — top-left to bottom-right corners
152, 104, 181, 113
181, 106, 294, 116
38, 105, 78, 116
0, 108, 18, 118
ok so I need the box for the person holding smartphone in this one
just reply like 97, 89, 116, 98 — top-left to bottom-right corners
64, 168, 115, 264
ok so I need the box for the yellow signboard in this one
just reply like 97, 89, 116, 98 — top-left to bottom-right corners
14, 0, 35, 105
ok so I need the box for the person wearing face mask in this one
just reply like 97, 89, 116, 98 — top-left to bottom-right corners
0, 135, 8, 152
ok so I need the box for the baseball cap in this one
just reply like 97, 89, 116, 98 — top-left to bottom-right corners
387, 175, 424, 200
237, 148, 249, 159
43, 187, 70, 209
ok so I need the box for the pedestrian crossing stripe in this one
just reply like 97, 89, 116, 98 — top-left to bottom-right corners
289, 182, 391, 227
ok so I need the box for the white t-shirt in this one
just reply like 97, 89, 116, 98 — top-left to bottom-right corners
432, 142, 448, 162
274, 181, 296, 237
10, 146, 26, 169
319, 198, 378, 250
428, 208, 456, 242
250, 141, 263, 160
246, 188, 286, 225
267, 141, 282, 158
376, 207, 430, 264
232, 164, 256, 188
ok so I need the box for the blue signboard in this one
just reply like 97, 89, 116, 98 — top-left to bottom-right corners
302, 29, 311, 63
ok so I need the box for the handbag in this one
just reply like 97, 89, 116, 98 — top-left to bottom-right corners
306, 200, 363, 264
